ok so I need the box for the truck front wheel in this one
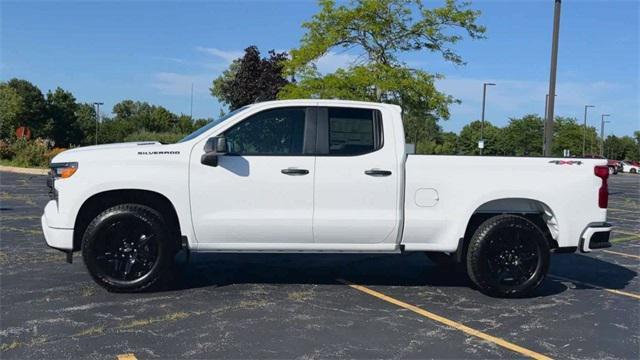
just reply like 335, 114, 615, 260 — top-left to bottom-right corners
81, 204, 174, 292
466, 214, 550, 298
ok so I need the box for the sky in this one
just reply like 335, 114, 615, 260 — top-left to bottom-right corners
1, 0, 638, 136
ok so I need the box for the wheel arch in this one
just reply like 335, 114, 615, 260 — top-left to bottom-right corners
73, 189, 182, 251
461, 198, 559, 255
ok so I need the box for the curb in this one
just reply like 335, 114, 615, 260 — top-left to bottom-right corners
0, 165, 49, 176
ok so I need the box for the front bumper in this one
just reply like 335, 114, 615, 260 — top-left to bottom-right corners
41, 214, 73, 251
579, 223, 612, 253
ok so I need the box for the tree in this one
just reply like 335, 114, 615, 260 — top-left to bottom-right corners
75, 103, 98, 146
0, 83, 22, 140
604, 135, 640, 160
112, 100, 177, 134
459, 120, 502, 155
499, 115, 544, 156
211, 46, 289, 110
552, 117, 588, 157
4, 79, 50, 138
280, 0, 485, 145
46, 87, 82, 147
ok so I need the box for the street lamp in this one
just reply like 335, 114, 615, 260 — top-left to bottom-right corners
600, 114, 610, 157
543, 94, 557, 153
93, 102, 103, 145
582, 105, 595, 156
480, 82, 496, 155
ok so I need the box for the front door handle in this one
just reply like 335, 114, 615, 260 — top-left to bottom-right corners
281, 168, 309, 176
365, 169, 392, 177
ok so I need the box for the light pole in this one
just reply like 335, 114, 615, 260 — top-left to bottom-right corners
600, 114, 610, 157
544, 0, 562, 156
93, 102, 103, 145
582, 105, 595, 156
543, 94, 557, 153
480, 82, 496, 155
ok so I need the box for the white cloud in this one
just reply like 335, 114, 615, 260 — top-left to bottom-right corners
195, 47, 244, 64
152, 72, 211, 96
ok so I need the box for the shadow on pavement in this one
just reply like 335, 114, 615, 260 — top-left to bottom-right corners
152, 251, 639, 298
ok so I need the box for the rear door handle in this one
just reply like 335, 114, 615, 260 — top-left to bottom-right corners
281, 168, 309, 176
365, 169, 392, 177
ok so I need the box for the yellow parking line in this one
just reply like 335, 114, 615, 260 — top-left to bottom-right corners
603, 250, 640, 260
549, 275, 640, 300
608, 216, 640, 223
116, 354, 137, 360
338, 279, 552, 360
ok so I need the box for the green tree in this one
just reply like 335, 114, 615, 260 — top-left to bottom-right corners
604, 135, 640, 160
552, 116, 588, 157
499, 114, 543, 156
211, 46, 289, 110
46, 87, 82, 147
280, 0, 485, 145
0, 83, 22, 140
4, 79, 50, 138
459, 120, 502, 155
75, 103, 98, 146
112, 100, 177, 134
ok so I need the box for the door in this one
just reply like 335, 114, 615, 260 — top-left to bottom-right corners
190, 107, 316, 245
313, 107, 399, 244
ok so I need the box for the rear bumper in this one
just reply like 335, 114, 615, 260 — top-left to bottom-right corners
579, 223, 612, 253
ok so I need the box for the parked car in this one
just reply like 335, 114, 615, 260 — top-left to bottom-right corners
607, 159, 621, 175
585, 155, 620, 175
42, 100, 612, 298
621, 161, 639, 174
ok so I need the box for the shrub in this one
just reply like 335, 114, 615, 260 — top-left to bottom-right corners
45, 147, 67, 163
9, 138, 50, 167
0, 139, 15, 160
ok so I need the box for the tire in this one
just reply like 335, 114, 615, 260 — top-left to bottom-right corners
631, 168, 637, 174
608, 166, 615, 175
81, 204, 176, 292
466, 214, 550, 298
425, 252, 457, 266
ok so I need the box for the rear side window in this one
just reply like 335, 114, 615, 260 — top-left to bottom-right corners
326, 107, 382, 155
225, 107, 307, 155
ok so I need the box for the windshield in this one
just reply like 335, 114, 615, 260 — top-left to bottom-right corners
179, 106, 249, 143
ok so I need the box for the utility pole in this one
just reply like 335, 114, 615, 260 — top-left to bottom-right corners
544, 0, 562, 156
480, 82, 496, 155
582, 105, 594, 156
600, 114, 610, 157
93, 102, 103, 145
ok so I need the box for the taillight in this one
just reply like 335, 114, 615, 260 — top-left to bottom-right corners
594, 166, 609, 208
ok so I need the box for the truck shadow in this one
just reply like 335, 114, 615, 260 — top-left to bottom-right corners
163, 252, 636, 298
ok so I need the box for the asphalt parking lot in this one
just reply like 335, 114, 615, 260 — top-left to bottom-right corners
1, 171, 638, 359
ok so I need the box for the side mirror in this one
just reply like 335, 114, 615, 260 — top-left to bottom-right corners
201, 136, 227, 167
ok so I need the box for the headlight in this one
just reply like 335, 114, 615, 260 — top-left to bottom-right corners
50, 162, 78, 179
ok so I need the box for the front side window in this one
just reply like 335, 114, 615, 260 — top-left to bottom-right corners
225, 107, 307, 155
328, 107, 381, 155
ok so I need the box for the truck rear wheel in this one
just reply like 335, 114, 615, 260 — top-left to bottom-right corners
81, 204, 174, 292
466, 214, 549, 298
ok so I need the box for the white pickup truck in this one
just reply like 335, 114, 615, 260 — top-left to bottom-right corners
42, 99, 612, 297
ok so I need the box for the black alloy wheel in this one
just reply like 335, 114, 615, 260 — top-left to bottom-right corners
466, 214, 550, 298
82, 204, 174, 292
